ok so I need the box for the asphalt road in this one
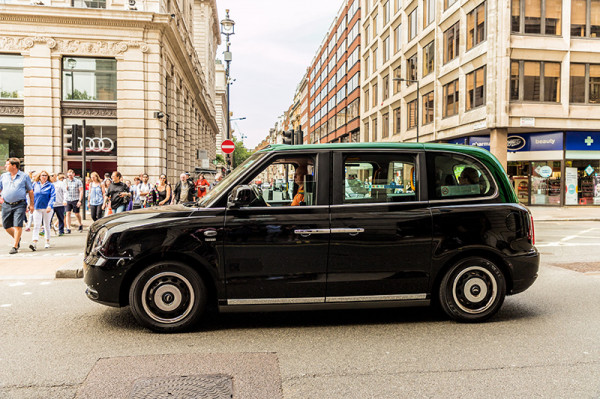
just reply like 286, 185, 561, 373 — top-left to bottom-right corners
1, 222, 599, 398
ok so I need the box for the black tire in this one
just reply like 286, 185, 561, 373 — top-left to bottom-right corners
439, 257, 506, 322
129, 261, 207, 333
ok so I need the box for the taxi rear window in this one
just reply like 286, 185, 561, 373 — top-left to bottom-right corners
428, 152, 496, 200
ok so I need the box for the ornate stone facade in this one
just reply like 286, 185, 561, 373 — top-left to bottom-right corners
0, 2, 219, 182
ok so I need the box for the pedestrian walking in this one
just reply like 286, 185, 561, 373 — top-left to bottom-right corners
155, 174, 171, 206
64, 169, 84, 233
172, 173, 195, 204
138, 174, 152, 208
131, 176, 143, 210
195, 173, 209, 199
88, 172, 105, 221
103, 171, 131, 214
29, 170, 56, 251
0, 158, 34, 254
24, 171, 34, 232
52, 172, 67, 236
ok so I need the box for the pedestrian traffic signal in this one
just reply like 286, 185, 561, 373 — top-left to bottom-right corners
282, 129, 294, 145
67, 124, 80, 153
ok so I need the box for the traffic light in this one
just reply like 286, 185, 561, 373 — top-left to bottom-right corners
294, 128, 303, 145
282, 129, 294, 145
67, 124, 80, 153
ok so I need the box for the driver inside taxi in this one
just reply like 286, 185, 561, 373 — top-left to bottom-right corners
291, 164, 307, 206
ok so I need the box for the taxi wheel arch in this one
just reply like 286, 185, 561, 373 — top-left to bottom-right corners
129, 261, 207, 333
438, 256, 507, 323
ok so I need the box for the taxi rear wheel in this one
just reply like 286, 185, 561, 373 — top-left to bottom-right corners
439, 257, 506, 322
129, 261, 206, 333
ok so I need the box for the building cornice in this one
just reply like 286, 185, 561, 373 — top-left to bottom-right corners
0, 99, 24, 116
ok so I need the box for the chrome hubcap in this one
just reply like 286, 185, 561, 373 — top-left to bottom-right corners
141, 272, 194, 324
452, 266, 497, 314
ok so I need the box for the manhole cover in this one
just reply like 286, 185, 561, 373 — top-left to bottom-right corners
130, 374, 233, 399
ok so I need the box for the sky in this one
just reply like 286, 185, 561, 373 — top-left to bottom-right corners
215, 0, 345, 149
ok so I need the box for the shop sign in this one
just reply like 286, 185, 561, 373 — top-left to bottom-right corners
508, 132, 563, 152
539, 166, 553, 178
565, 167, 578, 205
507, 136, 526, 151
566, 131, 600, 151
468, 136, 490, 151
520, 117, 535, 127
585, 165, 595, 176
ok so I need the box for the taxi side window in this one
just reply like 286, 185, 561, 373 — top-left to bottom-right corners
429, 152, 495, 200
247, 156, 316, 207
343, 154, 418, 204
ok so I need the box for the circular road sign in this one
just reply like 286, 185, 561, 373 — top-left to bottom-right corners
221, 139, 235, 154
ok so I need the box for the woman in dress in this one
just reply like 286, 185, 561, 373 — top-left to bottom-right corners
29, 170, 56, 251
88, 172, 105, 221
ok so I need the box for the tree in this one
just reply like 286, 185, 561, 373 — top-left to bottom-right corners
231, 136, 252, 169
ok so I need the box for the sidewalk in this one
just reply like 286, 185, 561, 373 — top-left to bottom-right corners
529, 205, 600, 222
0, 215, 94, 280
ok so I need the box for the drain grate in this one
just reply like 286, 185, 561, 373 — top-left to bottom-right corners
130, 374, 233, 399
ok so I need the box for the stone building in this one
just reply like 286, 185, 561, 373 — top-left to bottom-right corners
0, 0, 221, 183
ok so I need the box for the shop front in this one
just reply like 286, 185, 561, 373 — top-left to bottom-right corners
447, 131, 600, 206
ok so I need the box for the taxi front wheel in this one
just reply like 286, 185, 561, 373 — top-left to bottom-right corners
439, 257, 506, 323
129, 261, 206, 333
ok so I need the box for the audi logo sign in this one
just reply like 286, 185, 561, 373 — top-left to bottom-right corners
507, 135, 526, 151
77, 137, 115, 152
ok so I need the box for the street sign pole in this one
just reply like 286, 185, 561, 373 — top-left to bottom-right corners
81, 120, 87, 220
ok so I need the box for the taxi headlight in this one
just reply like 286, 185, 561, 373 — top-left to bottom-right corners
91, 227, 110, 255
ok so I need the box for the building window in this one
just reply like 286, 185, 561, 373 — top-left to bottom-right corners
0, 123, 24, 164
407, 99, 417, 129
382, 113, 390, 138
336, 108, 347, 129
467, 2, 486, 50
373, 14, 378, 36
395, 0, 401, 13
443, 79, 459, 117
364, 88, 370, 111
571, 0, 600, 38
510, 60, 560, 102
383, 36, 390, 63
422, 91, 434, 125
364, 121, 369, 142
0, 54, 24, 99
424, 0, 435, 27
407, 54, 418, 81
570, 63, 600, 104
365, 24, 371, 45
328, 117, 336, 135
71, 0, 106, 8
383, 75, 390, 100
365, 55, 370, 77
348, 98, 360, 121
372, 117, 378, 142
511, 0, 562, 35
373, 83, 378, 106
63, 118, 117, 158
394, 25, 402, 53
393, 106, 401, 135
466, 65, 486, 110
62, 57, 117, 101
423, 40, 435, 76
373, 48, 378, 72
444, 22, 460, 64
393, 66, 402, 94
384, 1, 390, 25
445, 0, 458, 10
409, 8, 418, 40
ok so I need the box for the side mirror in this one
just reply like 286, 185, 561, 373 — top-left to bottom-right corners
227, 185, 255, 208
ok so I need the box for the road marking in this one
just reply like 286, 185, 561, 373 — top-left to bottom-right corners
536, 242, 600, 247
39, 282, 51, 285
22, 292, 32, 296
9, 282, 25, 287
1, 304, 11, 308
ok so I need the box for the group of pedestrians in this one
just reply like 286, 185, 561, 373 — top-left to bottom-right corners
0, 158, 220, 255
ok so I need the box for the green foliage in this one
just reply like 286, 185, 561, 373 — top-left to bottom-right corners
231, 136, 252, 169
0, 90, 20, 99
214, 154, 226, 165
66, 89, 93, 100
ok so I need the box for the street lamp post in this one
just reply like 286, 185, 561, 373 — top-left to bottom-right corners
220, 9, 235, 174
393, 78, 420, 143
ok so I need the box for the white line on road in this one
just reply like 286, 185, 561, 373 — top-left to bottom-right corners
1, 304, 11, 308
8, 282, 25, 287
22, 292, 32, 296
536, 242, 600, 247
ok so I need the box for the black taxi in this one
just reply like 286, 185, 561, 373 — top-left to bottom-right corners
84, 143, 539, 332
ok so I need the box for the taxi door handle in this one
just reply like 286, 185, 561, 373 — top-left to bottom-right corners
294, 229, 331, 237
330, 228, 364, 236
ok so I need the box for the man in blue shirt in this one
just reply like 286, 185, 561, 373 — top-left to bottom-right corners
0, 158, 34, 254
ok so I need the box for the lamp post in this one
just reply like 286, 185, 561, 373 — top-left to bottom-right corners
393, 78, 419, 143
220, 9, 235, 174
67, 58, 76, 99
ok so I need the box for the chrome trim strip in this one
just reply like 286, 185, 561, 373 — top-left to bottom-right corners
326, 294, 427, 303
330, 228, 365, 234
294, 229, 331, 235
227, 297, 325, 305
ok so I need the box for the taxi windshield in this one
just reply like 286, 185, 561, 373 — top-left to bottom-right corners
197, 151, 267, 207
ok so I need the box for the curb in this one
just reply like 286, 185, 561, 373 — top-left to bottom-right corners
56, 267, 83, 279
